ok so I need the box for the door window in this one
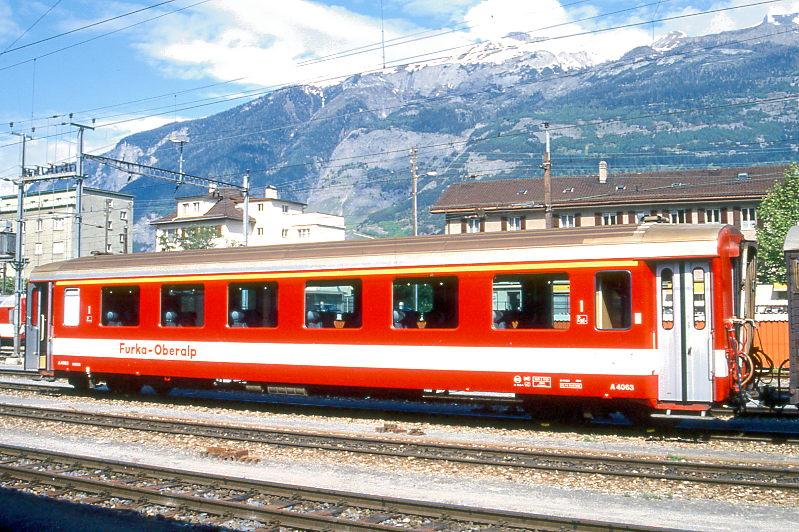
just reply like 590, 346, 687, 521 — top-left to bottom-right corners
63, 288, 80, 326
660, 269, 674, 330
595, 271, 631, 329
692, 268, 707, 330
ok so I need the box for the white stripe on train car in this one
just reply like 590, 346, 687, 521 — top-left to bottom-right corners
52, 338, 660, 376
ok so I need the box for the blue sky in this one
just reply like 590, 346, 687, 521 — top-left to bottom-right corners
0, 0, 797, 183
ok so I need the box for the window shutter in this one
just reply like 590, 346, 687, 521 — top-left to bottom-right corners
575, 214, 581, 227
616, 211, 623, 224
685, 209, 693, 224
721, 207, 729, 224
650, 209, 657, 216
554, 215, 560, 228
461, 218, 467, 233
698, 209, 705, 223
627, 211, 635, 224
520, 216, 526, 230
479, 218, 485, 232
594, 213, 601, 226
501, 217, 507, 231
733, 207, 741, 228
757, 211, 763, 229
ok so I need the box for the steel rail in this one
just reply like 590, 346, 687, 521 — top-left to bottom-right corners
0, 402, 797, 492
0, 381, 65, 394
0, 443, 665, 532
1, 380, 798, 445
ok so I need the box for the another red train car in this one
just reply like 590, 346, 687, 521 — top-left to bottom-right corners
27, 223, 756, 415
0, 294, 24, 347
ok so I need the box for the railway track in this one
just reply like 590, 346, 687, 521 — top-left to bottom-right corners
1, 402, 797, 493
1, 377, 799, 445
0, 443, 662, 531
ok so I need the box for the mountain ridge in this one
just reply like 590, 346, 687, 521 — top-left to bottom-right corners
87, 16, 799, 249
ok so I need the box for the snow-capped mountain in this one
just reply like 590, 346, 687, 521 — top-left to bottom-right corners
89, 15, 799, 250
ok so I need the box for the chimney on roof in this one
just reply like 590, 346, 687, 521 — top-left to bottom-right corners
598, 160, 608, 184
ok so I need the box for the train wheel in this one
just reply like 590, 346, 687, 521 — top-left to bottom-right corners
148, 380, 173, 395
105, 377, 140, 395
67, 374, 90, 392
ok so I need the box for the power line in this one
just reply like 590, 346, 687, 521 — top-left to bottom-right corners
0, 4, 795, 195
200, 94, 799, 182
1, 0, 63, 55
1, 0, 787, 135
0, 0, 213, 75
88, 22, 799, 153
297, 0, 610, 67
0, 0, 179, 57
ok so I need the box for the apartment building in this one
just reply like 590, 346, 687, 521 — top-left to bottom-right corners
431, 164, 785, 240
151, 186, 345, 251
0, 187, 133, 278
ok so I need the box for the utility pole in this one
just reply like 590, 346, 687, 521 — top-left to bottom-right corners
542, 122, 553, 230
242, 170, 250, 246
380, 0, 386, 70
410, 147, 418, 237
10, 132, 31, 358
169, 132, 189, 183
71, 122, 94, 258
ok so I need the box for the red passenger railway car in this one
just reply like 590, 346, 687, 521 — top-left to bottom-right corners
26, 223, 756, 416
0, 294, 24, 347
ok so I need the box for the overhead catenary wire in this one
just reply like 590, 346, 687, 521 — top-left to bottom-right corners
0, 0, 180, 57
0, 0, 214, 78
0, 0, 790, 136
1, 0, 64, 55
0, 1, 795, 210
78, 21, 799, 157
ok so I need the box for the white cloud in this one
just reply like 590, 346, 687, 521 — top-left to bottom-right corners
647, 1, 799, 41
139, 0, 429, 88
0, 1, 21, 42
136, 0, 799, 90
395, 0, 478, 21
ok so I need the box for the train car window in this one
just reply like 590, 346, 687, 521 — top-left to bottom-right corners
660, 269, 674, 330
595, 271, 631, 330
161, 284, 204, 327
228, 282, 277, 327
101, 286, 139, 326
492, 274, 570, 329
793, 260, 799, 293
692, 268, 706, 330
392, 277, 458, 329
63, 288, 80, 327
305, 280, 361, 328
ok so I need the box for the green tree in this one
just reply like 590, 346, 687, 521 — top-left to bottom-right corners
158, 226, 219, 251
179, 226, 219, 250
756, 163, 799, 284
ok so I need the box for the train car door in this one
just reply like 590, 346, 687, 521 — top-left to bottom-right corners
657, 262, 713, 403
24, 282, 51, 371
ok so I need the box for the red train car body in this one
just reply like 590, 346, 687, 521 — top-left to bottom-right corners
0, 294, 24, 346
27, 223, 754, 414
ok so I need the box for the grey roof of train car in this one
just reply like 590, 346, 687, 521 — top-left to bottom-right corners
785, 226, 799, 252
30, 223, 735, 282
